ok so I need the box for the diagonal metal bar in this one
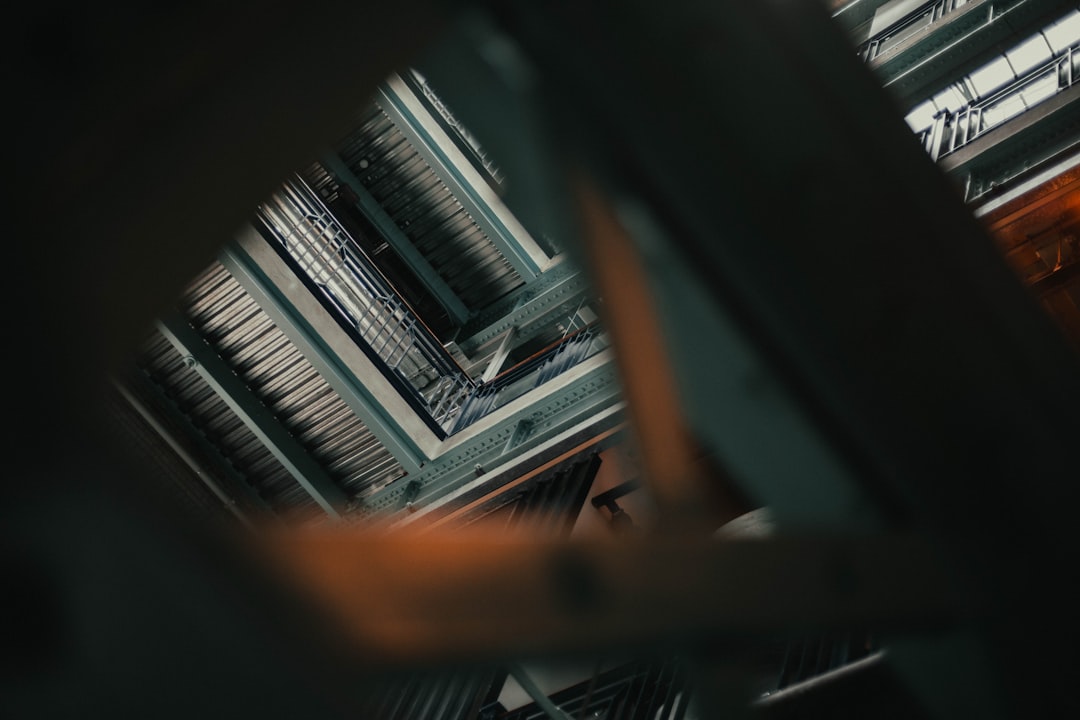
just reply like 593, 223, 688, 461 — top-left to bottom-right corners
480, 327, 516, 382
831, 0, 895, 33
320, 152, 471, 325
157, 315, 348, 518
508, 665, 576, 720
874, 0, 1069, 107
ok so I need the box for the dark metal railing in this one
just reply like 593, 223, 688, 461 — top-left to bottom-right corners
449, 326, 605, 433
255, 176, 604, 435
916, 44, 1078, 161
858, 0, 969, 62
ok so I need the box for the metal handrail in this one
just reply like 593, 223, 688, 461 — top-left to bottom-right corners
858, 0, 966, 62
449, 326, 606, 434
257, 176, 475, 432
916, 45, 1078, 160
255, 175, 605, 435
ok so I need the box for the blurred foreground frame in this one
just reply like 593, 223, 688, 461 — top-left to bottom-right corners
5, 0, 1080, 719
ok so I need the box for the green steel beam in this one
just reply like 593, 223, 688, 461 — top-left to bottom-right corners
411, 15, 580, 261
971, 147, 1080, 217
365, 352, 623, 518
457, 260, 592, 356
157, 315, 348, 518
377, 74, 549, 281
399, 404, 625, 528
222, 229, 433, 472
319, 152, 471, 326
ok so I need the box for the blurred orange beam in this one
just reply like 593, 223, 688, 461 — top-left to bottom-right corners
575, 179, 747, 531
267, 528, 957, 668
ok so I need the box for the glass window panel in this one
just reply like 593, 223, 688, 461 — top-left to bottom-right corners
968, 56, 1015, 97
905, 100, 937, 132
981, 93, 1027, 130
1043, 10, 1080, 55
932, 85, 968, 112
1006, 35, 1053, 76
1019, 73, 1059, 108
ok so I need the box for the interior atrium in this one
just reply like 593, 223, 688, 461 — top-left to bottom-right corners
5, 1, 1080, 718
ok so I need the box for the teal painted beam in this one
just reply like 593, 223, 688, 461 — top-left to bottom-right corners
157, 315, 348, 518
939, 81, 1080, 201
221, 232, 432, 474
320, 152, 471, 326
457, 261, 591, 356
377, 75, 549, 281
363, 353, 622, 517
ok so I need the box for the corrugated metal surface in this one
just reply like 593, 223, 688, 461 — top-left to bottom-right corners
138, 329, 317, 519
358, 670, 499, 720
257, 177, 475, 432
100, 379, 235, 526
457, 453, 601, 535
501, 660, 691, 720
335, 103, 525, 311
180, 262, 409, 499
137, 261, 407, 520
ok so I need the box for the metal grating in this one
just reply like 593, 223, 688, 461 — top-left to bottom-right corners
336, 103, 525, 311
